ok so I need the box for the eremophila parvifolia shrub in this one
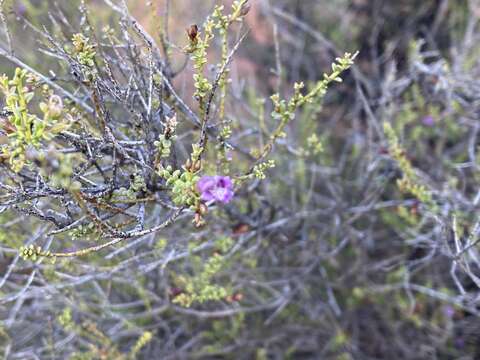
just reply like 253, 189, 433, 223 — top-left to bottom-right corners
1, 0, 480, 359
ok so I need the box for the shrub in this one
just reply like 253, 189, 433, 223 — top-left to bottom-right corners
1, 0, 480, 359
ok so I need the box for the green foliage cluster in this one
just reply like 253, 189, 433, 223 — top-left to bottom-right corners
384, 122, 433, 205
68, 222, 100, 242
250, 52, 357, 169
71, 33, 97, 80
19, 243, 51, 261
271, 53, 357, 124
0, 68, 70, 171
188, 0, 249, 108
157, 165, 200, 208
252, 159, 276, 180
172, 252, 230, 307
115, 174, 147, 200
57, 307, 153, 359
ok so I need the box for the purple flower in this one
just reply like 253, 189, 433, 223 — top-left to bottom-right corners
443, 305, 455, 319
454, 337, 465, 349
14, 3, 27, 16
197, 175, 234, 204
422, 115, 435, 127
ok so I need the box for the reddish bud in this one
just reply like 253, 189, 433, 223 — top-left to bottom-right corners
185, 159, 192, 171
198, 203, 208, 215
233, 293, 244, 302
379, 146, 389, 155
410, 201, 420, 215
233, 223, 250, 235
240, 2, 251, 16
0, 116, 15, 134
187, 24, 199, 42
193, 160, 202, 172
169, 287, 183, 298
194, 212, 202, 226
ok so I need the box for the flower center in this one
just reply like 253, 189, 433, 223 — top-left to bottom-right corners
212, 187, 227, 199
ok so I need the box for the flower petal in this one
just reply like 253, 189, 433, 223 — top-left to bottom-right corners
197, 175, 234, 204
197, 176, 216, 193
221, 189, 234, 203
200, 190, 216, 202
216, 176, 233, 190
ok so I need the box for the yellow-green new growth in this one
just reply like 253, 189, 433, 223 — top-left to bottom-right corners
253, 160, 276, 180
189, 18, 215, 103
158, 165, 200, 208
247, 52, 357, 178
270, 52, 358, 127
189, 2, 249, 110
384, 122, 433, 204
0, 68, 69, 172
173, 253, 231, 307
129, 331, 153, 359
72, 33, 97, 80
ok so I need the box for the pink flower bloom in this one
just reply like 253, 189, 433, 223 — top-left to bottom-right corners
197, 175, 234, 204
